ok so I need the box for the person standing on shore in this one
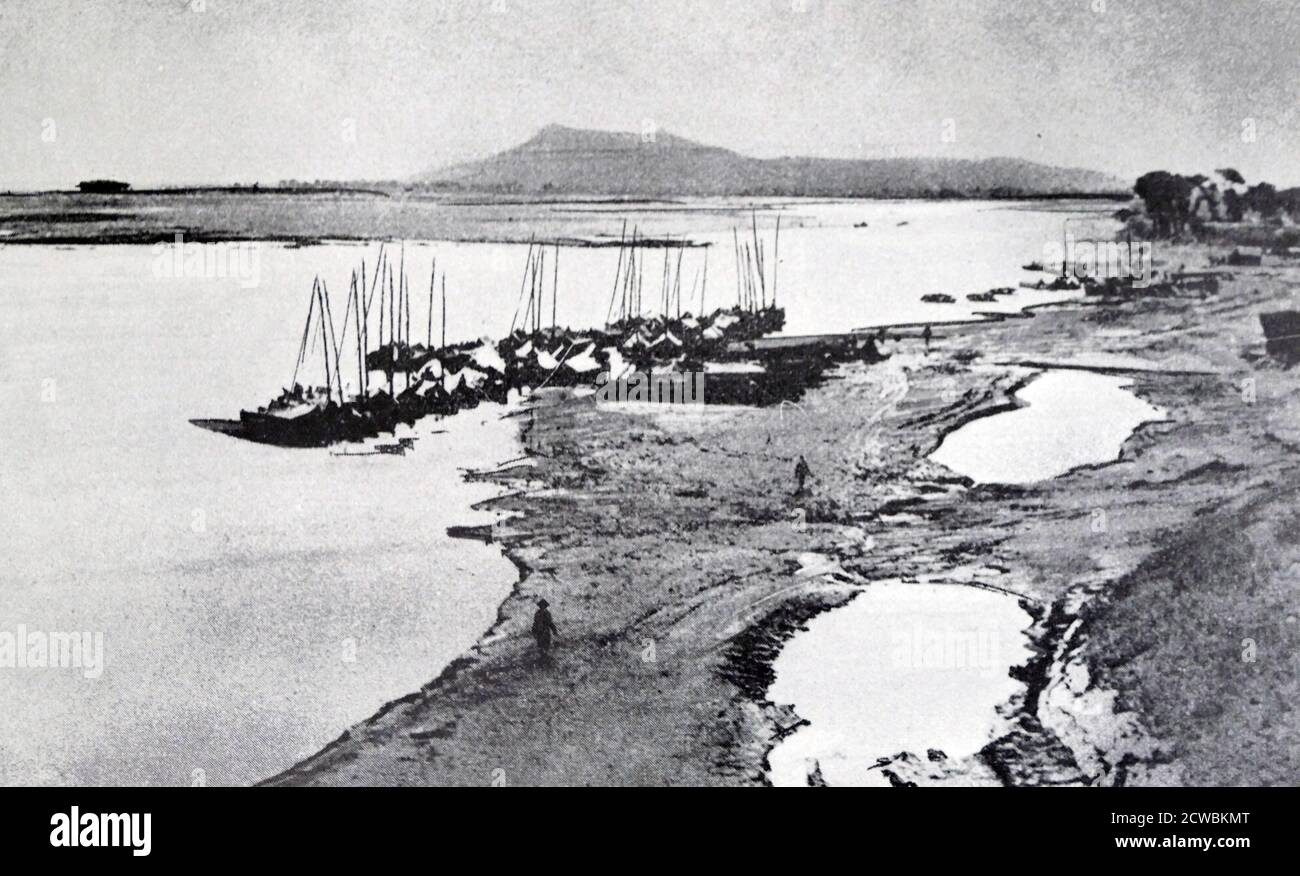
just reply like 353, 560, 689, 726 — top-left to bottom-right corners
922, 324, 932, 351
532, 598, 558, 658
794, 455, 812, 495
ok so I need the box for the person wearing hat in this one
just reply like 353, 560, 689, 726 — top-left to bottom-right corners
532, 598, 559, 657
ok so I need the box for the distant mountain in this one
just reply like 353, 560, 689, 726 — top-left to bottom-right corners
417, 124, 1128, 198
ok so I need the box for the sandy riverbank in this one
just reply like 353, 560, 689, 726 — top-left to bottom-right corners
267, 243, 1300, 786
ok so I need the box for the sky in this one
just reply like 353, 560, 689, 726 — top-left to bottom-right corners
1, 0, 1297, 190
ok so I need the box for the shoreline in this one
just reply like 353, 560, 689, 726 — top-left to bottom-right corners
267, 242, 1300, 786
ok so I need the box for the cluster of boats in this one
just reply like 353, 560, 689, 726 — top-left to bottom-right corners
191, 212, 825, 447
206, 303, 790, 448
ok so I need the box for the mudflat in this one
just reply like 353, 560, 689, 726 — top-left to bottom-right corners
268, 243, 1300, 787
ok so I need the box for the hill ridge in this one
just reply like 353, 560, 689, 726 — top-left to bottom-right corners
419, 124, 1128, 198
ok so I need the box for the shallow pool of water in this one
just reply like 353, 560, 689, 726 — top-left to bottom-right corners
929, 370, 1166, 484
767, 580, 1033, 787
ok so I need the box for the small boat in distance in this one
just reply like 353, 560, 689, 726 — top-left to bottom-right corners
1019, 275, 1081, 291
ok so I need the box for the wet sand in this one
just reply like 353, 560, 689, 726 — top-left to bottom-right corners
268, 244, 1300, 786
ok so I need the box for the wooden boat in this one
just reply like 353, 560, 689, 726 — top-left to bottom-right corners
1019, 275, 1081, 291
1260, 311, 1300, 340
1260, 310, 1300, 359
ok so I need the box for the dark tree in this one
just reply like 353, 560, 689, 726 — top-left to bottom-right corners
1134, 171, 1198, 237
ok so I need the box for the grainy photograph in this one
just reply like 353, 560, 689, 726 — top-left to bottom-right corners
0, 0, 1294, 853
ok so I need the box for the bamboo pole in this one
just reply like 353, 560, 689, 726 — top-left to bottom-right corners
752, 210, 767, 306
441, 274, 447, 349
552, 242, 559, 336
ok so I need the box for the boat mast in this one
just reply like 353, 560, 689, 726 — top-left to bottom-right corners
636, 236, 644, 317
427, 257, 436, 349
314, 278, 333, 404
510, 239, 535, 334
733, 228, 743, 309
772, 214, 781, 307
673, 245, 684, 319
701, 247, 708, 314
359, 258, 368, 398
661, 245, 671, 318
605, 220, 627, 326
321, 278, 345, 403
535, 248, 545, 335
353, 271, 363, 403
292, 280, 317, 390
403, 263, 411, 391
386, 262, 395, 398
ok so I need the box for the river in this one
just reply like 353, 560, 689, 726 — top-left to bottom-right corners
0, 198, 1113, 785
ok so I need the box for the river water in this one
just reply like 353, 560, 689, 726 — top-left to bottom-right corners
0, 245, 521, 786
0, 198, 1112, 785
